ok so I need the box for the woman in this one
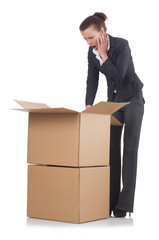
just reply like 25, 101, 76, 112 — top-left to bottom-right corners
79, 12, 145, 218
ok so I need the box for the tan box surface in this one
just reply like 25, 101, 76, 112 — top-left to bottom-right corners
14, 100, 128, 167
14, 100, 129, 223
27, 165, 110, 223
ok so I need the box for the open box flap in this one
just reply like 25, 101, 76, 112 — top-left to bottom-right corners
13, 99, 79, 114
13, 108, 79, 113
82, 101, 130, 115
111, 116, 122, 126
14, 99, 50, 109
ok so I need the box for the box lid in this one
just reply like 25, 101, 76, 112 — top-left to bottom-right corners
82, 101, 129, 115
111, 116, 122, 126
13, 99, 129, 115
13, 100, 79, 114
14, 99, 50, 109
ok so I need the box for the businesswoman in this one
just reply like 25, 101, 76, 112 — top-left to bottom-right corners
79, 12, 145, 217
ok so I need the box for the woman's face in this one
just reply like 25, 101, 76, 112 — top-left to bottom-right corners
81, 25, 105, 50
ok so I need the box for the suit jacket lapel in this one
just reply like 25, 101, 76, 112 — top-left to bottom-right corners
92, 50, 101, 67
107, 34, 115, 60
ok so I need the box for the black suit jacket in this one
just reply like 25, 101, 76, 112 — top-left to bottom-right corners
85, 34, 143, 106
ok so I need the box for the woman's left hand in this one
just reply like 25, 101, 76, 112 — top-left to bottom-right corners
97, 32, 108, 61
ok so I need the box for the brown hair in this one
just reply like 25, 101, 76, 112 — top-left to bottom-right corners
79, 12, 108, 32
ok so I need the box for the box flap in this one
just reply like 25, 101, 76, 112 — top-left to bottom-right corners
13, 108, 79, 113
111, 116, 122, 126
14, 99, 50, 109
82, 101, 130, 115
13, 99, 79, 114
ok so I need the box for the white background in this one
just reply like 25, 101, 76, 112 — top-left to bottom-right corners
0, 0, 159, 239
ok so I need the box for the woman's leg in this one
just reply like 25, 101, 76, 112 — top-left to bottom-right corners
114, 92, 144, 212
109, 124, 123, 212
109, 106, 124, 213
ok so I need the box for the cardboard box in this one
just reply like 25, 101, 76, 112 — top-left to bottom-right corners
13, 100, 130, 223
27, 165, 110, 223
14, 100, 128, 167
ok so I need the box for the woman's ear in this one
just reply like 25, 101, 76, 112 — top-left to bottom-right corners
100, 27, 105, 33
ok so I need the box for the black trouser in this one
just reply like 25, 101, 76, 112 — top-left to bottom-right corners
109, 90, 145, 213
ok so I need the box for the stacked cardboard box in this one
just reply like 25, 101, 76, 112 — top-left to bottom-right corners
14, 100, 128, 223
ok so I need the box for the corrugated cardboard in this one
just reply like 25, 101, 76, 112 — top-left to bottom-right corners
14, 100, 129, 166
14, 99, 130, 223
27, 165, 110, 223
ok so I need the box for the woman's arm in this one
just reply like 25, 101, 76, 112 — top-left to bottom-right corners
85, 47, 99, 106
99, 41, 131, 86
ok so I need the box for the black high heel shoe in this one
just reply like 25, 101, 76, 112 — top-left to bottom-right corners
110, 210, 112, 216
113, 208, 126, 218
113, 208, 132, 218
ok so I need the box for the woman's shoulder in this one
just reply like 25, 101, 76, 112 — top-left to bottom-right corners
109, 34, 129, 48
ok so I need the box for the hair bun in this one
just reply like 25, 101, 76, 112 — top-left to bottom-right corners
93, 12, 107, 21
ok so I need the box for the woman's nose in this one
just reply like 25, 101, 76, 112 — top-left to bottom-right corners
87, 40, 92, 45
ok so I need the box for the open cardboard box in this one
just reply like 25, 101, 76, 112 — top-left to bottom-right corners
14, 99, 129, 223
14, 100, 129, 167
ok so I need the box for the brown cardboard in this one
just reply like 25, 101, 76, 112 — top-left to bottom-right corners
27, 165, 110, 223
14, 100, 129, 167
14, 99, 50, 109
14, 99, 129, 223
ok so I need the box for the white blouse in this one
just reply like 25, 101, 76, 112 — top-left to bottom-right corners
92, 34, 110, 66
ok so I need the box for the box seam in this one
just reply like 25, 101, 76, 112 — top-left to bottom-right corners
27, 165, 30, 217
108, 116, 111, 166
78, 114, 81, 166
78, 114, 81, 223
78, 168, 80, 223
27, 113, 30, 163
